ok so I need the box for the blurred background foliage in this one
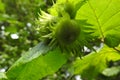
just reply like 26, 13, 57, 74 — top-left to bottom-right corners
0, 0, 120, 80
0, 0, 49, 71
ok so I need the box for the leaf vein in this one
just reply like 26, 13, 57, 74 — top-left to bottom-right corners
98, 0, 112, 18
102, 9, 120, 26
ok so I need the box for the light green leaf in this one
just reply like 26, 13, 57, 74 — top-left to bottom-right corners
48, 0, 87, 18
0, 72, 7, 80
76, 0, 120, 47
0, 14, 9, 21
5, 26, 18, 33
102, 66, 120, 77
69, 45, 120, 79
6, 42, 67, 80
0, 0, 5, 13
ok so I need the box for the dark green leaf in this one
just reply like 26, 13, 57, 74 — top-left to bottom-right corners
104, 34, 120, 47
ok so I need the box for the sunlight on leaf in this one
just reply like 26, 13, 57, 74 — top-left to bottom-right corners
76, 0, 120, 47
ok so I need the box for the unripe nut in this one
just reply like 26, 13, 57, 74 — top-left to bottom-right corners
56, 19, 80, 44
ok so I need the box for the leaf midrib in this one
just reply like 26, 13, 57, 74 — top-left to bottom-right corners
88, 0, 120, 37
88, 1, 104, 39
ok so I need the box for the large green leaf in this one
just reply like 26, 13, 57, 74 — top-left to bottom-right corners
69, 45, 120, 79
6, 42, 67, 80
76, 0, 120, 47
